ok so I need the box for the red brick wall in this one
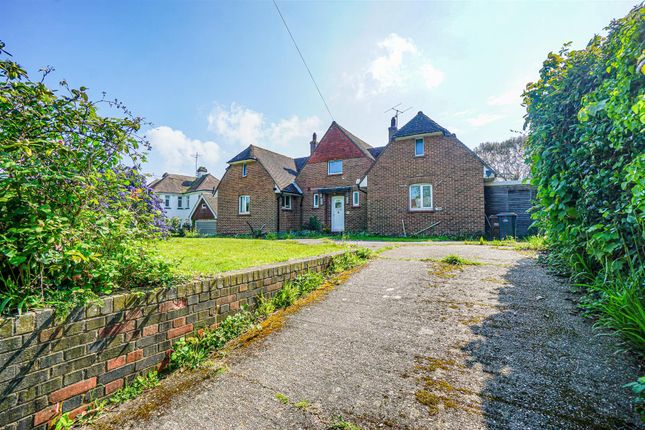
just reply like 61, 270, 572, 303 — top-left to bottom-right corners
297, 158, 372, 232
367, 134, 485, 236
278, 196, 301, 232
308, 124, 365, 163
217, 161, 279, 235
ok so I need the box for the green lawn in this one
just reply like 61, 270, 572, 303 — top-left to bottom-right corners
153, 238, 347, 275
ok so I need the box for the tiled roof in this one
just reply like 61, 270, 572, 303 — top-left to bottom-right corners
392, 111, 451, 139
294, 156, 309, 172
226, 145, 304, 194
368, 146, 386, 159
188, 174, 219, 192
335, 123, 375, 160
149, 173, 219, 194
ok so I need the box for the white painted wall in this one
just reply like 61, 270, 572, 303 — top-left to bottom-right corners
158, 191, 204, 223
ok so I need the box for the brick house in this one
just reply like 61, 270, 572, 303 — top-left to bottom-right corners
215, 145, 308, 235
297, 122, 384, 232
215, 111, 494, 236
366, 111, 494, 236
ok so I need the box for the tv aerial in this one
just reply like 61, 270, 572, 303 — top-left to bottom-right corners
385, 103, 412, 123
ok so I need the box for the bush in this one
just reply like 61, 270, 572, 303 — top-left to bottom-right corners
306, 216, 322, 232
523, 5, 644, 354
0, 42, 174, 315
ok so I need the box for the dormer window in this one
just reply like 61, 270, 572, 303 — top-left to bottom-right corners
415, 138, 424, 157
328, 160, 342, 175
242, 163, 247, 177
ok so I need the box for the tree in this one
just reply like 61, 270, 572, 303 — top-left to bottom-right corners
0, 41, 173, 315
474, 135, 530, 180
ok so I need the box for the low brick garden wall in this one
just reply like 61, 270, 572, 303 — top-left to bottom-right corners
0, 251, 349, 429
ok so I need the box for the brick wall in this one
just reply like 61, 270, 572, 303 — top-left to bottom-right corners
297, 158, 372, 232
0, 252, 347, 429
367, 134, 485, 236
191, 199, 216, 221
217, 161, 279, 235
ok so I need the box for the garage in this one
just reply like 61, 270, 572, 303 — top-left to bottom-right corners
195, 219, 217, 236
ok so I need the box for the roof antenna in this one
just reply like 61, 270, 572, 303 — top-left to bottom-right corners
191, 152, 200, 175
385, 103, 412, 126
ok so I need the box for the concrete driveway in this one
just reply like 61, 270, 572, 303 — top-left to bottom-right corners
108, 244, 641, 430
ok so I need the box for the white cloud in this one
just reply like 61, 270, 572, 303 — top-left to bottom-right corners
467, 113, 506, 127
207, 103, 264, 148
147, 126, 221, 175
207, 103, 321, 155
347, 33, 445, 99
487, 78, 531, 107
419, 63, 444, 90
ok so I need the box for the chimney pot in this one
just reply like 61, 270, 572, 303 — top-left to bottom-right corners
388, 116, 398, 142
310, 132, 318, 155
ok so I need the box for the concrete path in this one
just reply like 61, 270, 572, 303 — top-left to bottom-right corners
116, 244, 642, 430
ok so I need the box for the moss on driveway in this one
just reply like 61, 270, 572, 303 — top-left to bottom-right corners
153, 237, 347, 275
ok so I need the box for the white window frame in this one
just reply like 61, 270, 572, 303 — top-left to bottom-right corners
242, 163, 247, 177
177, 196, 183, 209
281, 195, 292, 210
415, 138, 424, 157
409, 184, 433, 211
313, 193, 319, 208
352, 191, 360, 207
239, 195, 250, 214
185, 195, 190, 209
327, 160, 342, 175
164, 195, 170, 208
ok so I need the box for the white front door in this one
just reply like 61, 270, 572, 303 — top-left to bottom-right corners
331, 196, 345, 232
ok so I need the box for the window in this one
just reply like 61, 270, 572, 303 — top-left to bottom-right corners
239, 195, 250, 214
352, 191, 360, 207
185, 195, 190, 209
242, 163, 247, 177
313, 193, 319, 208
409, 184, 433, 210
415, 138, 424, 157
281, 195, 292, 209
201, 203, 207, 209
164, 195, 170, 208
177, 196, 183, 209
327, 160, 342, 175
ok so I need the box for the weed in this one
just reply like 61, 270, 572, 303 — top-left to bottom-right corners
255, 293, 276, 319
275, 392, 290, 404
624, 376, 645, 423
440, 255, 481, 266
294, 400, 310, 409
110, 371, 160, 404
328, 417, 363, 430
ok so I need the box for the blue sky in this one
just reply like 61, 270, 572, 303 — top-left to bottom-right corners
4, 0, 638, 180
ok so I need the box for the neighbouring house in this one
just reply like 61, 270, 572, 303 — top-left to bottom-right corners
215, 110, 495, 236
366, 111, 494, 236
215, 145, 307, 235
149, 166, 220, 229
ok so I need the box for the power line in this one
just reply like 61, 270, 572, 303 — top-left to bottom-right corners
272, 0, 334, 122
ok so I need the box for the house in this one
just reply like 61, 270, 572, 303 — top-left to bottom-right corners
298, 122, 384, 232
149, 166, 220, 228
216, 145, 307, 235
215, 110, 494, 236
366, 111, 494, 236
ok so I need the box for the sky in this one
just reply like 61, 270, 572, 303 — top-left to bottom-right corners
4, 0, 638, 180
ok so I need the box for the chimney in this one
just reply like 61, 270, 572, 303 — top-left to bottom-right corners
309, 132, 318, 155
388, 116, 398, 141
196, 166, 208, 178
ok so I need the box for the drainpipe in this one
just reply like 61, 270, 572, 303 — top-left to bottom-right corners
276, 193, 281, 234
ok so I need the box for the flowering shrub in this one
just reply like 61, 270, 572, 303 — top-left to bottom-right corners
0, 41, 175, 314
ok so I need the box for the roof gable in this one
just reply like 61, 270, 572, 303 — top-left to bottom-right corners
308, 122, 374, 163
392, 111, 451, 139
226, 145, 303, 193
